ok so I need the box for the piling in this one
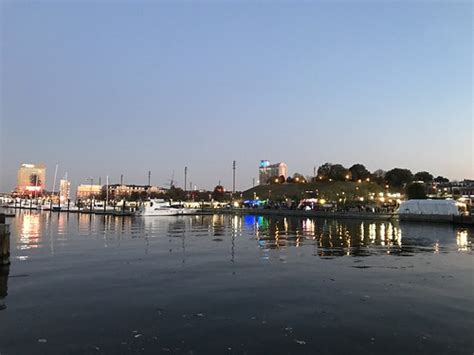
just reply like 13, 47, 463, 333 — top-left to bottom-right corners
0, 213, 10, 266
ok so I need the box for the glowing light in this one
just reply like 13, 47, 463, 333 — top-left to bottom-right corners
25, 186, 41, 192
456, 230, 469, 251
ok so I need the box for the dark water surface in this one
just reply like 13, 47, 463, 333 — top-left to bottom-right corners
0, 211, 473, 354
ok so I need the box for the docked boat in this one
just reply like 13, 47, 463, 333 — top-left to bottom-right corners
136, 200, 181, 216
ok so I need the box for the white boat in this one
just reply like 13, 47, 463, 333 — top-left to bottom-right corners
136, 199, 181, 216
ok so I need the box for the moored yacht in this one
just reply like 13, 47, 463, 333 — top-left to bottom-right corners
136, 199, 181, 216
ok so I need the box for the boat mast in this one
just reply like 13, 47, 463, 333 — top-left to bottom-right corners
106, 175, 109, 204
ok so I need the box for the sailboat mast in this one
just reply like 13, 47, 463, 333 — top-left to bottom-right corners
52, 164, 59, 196
106, 175, 109, 203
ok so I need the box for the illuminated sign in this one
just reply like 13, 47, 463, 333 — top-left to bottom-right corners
25, 186, 42, 192
259, 160, 270, 168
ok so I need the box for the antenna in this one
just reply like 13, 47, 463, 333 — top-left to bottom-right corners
148, 170, 151, 186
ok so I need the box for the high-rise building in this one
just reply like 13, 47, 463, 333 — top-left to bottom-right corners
258, 160, 288, 185
16, 163, 46, 195
59, 179, 71, 203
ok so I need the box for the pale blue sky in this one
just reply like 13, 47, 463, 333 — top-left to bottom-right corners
1, 1, 472, 192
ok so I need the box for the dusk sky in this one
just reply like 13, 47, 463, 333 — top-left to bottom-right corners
1, 1, 472, 192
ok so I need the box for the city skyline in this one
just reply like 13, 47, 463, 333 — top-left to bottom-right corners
1, 2, 472, 192
4, 159, 471, 195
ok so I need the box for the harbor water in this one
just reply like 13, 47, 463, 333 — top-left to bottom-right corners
0, 211, 472, 354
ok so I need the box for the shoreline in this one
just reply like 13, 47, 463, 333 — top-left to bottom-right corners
216, 208, 474, 226
1, 206, 472, 226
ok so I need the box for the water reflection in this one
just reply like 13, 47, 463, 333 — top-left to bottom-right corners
457, 230, 470, 251
17, 212, 41, 251
8, 212, 473, 262
246, 215, 472, 257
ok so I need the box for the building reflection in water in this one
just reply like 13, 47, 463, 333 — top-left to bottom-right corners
9, 212, 471, 263
17, 212, 41, 251
245, 215, 472, 257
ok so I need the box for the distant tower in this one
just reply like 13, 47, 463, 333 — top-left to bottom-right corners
184, 166, 188, 192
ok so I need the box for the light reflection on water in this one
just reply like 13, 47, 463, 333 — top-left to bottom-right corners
8, 210, 473, 260
1, 210, 473, 354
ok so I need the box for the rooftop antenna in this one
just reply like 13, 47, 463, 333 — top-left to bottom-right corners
148, 170, 151, 186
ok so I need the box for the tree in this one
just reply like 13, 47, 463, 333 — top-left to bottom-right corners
385, 168, 413, 188
414, 171, 433, 183
434, 176, 449, 183
328, 164, 349, 181
167, 186, 186, 201
269, 176, 280, 184
292, 173, 306, 183
406, 182, 427, 199
349, 164, 370, 181
212, 185, 226, 202
317, 163, 333, 180
372, 169, 386, 185
129, 191, 140, 201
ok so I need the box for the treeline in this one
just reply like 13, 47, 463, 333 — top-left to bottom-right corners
268, 163, 450, 189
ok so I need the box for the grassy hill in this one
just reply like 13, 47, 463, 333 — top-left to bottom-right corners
242, 181, 384, 202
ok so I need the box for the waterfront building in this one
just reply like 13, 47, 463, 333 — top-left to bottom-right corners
76, 184, 102, 200
59, 179, 71, 203
16, 163, 46, 195
105, 184, 166, 199
258, 160, 288, 185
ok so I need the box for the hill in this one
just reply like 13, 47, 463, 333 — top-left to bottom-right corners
242, 181, 384, 203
